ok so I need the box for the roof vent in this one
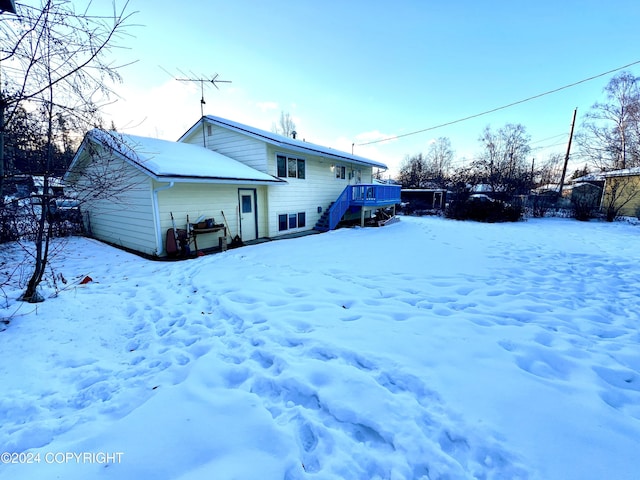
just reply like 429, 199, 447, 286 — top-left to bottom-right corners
291, 130, 297, 139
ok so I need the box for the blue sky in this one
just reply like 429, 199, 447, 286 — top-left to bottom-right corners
99, 0, 640, 177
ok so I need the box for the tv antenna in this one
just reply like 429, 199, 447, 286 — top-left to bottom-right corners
174, 71, 232, 146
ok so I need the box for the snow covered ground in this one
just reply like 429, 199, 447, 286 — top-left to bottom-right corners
1, 216, 639, 480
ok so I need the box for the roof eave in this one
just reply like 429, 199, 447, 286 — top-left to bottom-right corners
153, 174, 287, 185
273, 141, 387, 169
198, 116, 388, 170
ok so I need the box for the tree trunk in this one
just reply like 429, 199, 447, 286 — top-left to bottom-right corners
21, 175, 50, 303
0, 96, 5, 207
22, 77, 55, 303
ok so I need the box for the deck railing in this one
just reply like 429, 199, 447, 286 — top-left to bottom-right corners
324, 184, 401, 231
349, 184, 401, 206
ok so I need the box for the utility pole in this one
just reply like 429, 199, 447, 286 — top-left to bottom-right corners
557, 107, 577, 199
530, 157, 535, 189
175, 73, 231, 147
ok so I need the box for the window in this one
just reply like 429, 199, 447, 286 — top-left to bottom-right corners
335, 165, 346, 180
207, 125, 213, 136
288, 158, 297, 178
277, 154, 305, 179
277, 155, 287, 177
241, 195, 252, 213
278, 214, 288, 231
278, 211, 306, 231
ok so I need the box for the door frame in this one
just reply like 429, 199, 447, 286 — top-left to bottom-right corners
238, 188, 258, 241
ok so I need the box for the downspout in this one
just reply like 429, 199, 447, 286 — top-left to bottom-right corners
153, 181, 175, 256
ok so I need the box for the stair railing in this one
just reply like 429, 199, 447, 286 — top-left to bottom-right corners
327, 186, 352, 231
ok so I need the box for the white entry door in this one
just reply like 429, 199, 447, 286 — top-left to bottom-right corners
238, 189, 257, 241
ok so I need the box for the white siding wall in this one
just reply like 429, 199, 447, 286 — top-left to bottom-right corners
80, 157, 158, 256
265, 146, 374, 236
156, 182, 268, 253
184, 124, 269, 173
182, 123, 378, 237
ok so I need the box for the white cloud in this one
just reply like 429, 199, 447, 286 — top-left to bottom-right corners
255, 101, 279, 112
102, 79, 202, 140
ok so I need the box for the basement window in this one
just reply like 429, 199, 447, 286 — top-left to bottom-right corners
278, 211, 306, 232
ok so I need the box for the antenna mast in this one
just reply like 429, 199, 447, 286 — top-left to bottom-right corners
175, 73, 232, 146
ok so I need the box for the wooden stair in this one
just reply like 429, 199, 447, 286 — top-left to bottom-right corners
314, 202, 334, 232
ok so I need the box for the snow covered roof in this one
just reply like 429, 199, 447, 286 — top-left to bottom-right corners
471, 183, 505, 193
402, 187, 447, 192
32, 176, 65, 188
373, 178, 401, 185
602, 166, 640, 178
179, 115, 388, 170
570, 173, 605, 183
68, 130, 285, 185
572, 181, 602, 190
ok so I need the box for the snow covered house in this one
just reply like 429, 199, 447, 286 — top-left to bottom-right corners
178, 115, 399, 235
65, 117, 399, 257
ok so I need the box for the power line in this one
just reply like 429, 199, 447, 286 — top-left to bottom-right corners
357, 59, 640, 147
530, 133, 567, 145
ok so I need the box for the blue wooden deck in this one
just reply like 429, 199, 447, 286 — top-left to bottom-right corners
315, 184, 401, 232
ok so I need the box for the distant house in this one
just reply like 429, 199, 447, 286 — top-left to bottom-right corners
32, 176, 66, 199
65, 117, 400, 257
567, 173, 604, 211
601, 167, 640, 218
532, 183, 572, 197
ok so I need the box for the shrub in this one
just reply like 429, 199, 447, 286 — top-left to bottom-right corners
572, 201, 596, 221
445, 196, 523, 222
529, 194, 556, 218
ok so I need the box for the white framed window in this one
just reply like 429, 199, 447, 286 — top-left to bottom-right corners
278, 211, 306, 232
277, 154, 306, 179
335, 164, 346, 180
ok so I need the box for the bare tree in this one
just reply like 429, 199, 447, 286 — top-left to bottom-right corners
0, 0, 135, 302
397, 153, 428, 188
472, 123, 532, 196
271, 111, 297, 138
533, 153, 564, 188
577, 71, 640, 171
424, 137, 453, 187
397, 137, 454, 189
